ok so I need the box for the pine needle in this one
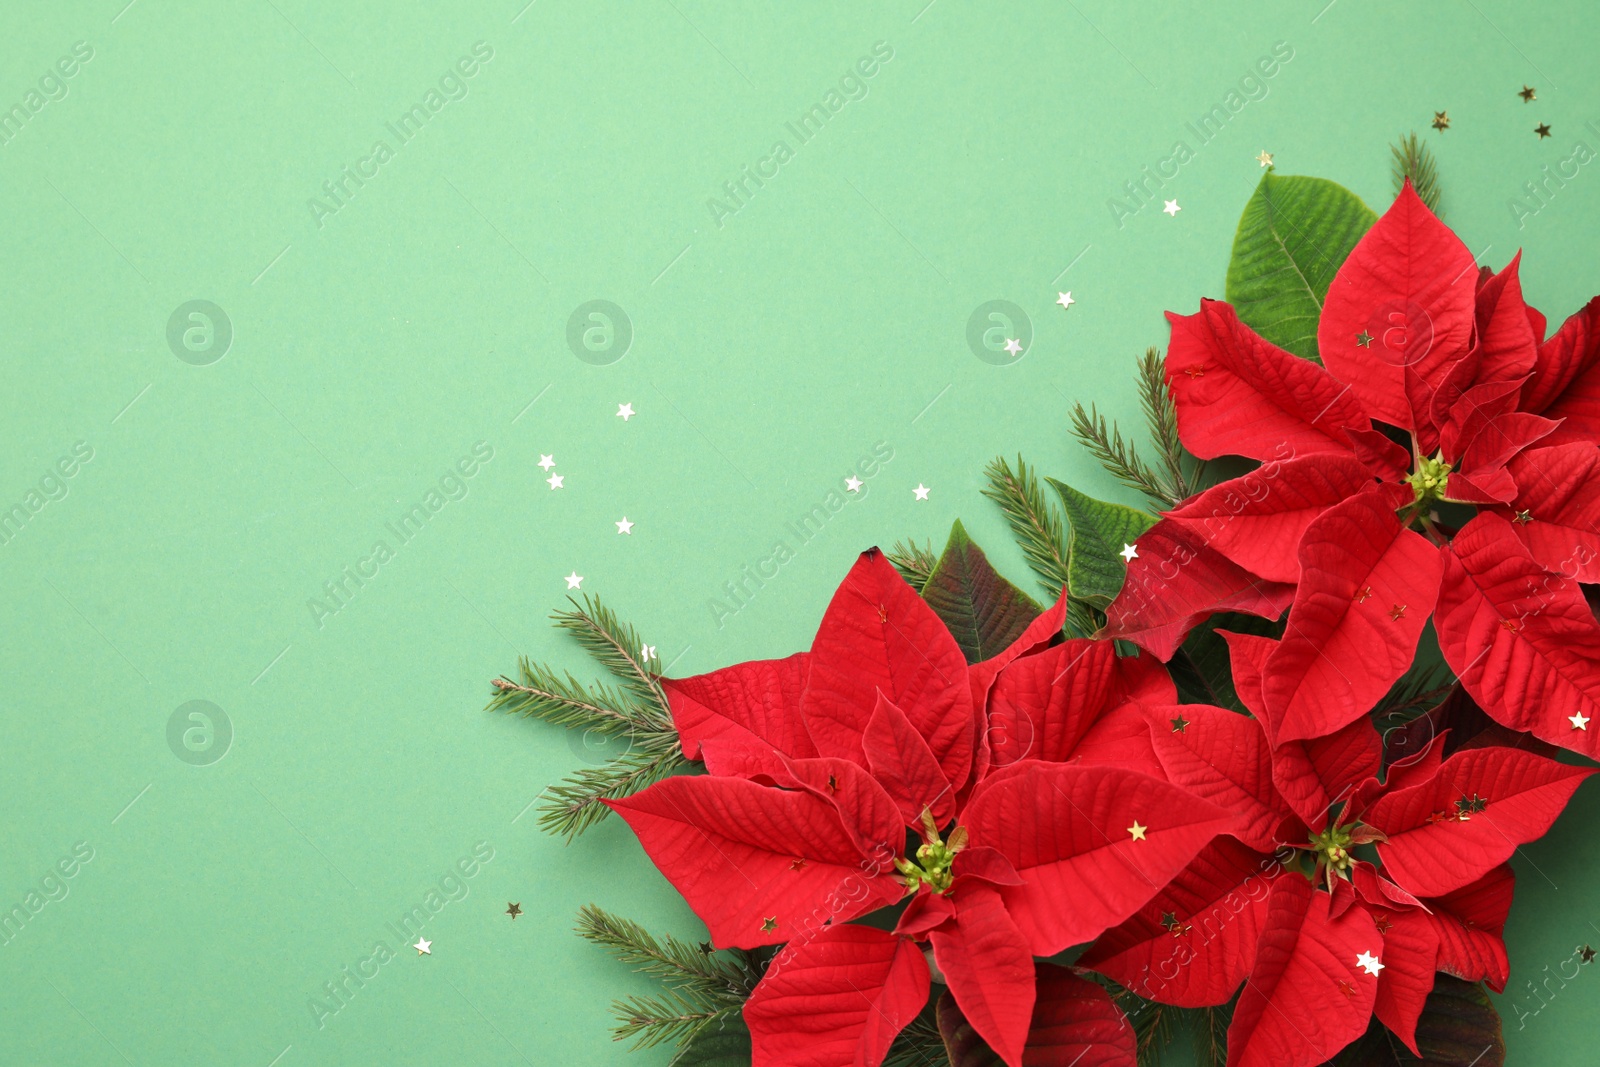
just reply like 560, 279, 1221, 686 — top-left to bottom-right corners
489, 658, 656, 737
1392, 132, 1442, 216
1137, 347, 1204, 502
882, 1008, 947, 1067
612, 996, 733, 1049
577, 906, 759, 1050
886, 539, 938, 591
1070, 402, 1177, 509
575, 904, 755, 998
982, 455, 1072, 598
537, 733, 686, 840
553, 595, 672, 729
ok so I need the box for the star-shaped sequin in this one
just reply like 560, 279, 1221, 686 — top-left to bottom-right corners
1056, 292, 1075, 310
1356, 951, 1384, 976
506, 902, 522, 919
1170, 714, 1189, 734
1571, 713, 1590, 731
761, 916, 778, 932
1388, 604, 1408, 621
1536, 123, 1552, 139
1356, 330, 1373, 347
1256, 150, 1273, 167
1128, 821, 1147, 841
1120, 543, 1139, 562
1163, 199, 1181, 216
1513, 510, 1533, 524
1520, 86, 1537, 102
1432, 111, 1451, 132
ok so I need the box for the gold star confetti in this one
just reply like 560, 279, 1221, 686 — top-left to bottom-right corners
1374, 917, 1393, 935
1536, 123, 1552, 139
1128, 821, 1148, 842
1432, 111, 1450, 132
1185, 365, 1206, 379
762, 916, 778, 932
413, 937, 432, 955
1170, 714, 1190, 734
1520, 86, 1537, 102
1582, 945, 1596, 964
1355, 586, 1373, 603
1571, 713, 1590, 731
1513, 509, 1533, 524
1388, 604, 1408, 621
789, 858, 808, 871
698, 941, 714, 954
1356, 330, 1374, 347
1256, 150, 1274, 167
1338, 979, 1359, 997
506, 902, 522, 920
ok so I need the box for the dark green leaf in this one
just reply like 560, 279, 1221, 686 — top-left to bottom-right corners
921, 520, 1045, 664
1391, 132, 1442, 216
669, 1011, 752, 1066
1225, 172, 1377, 362
937, 990, 1004, 1067
1170, 613, 1282, 712
1047, 479, 1159, 608
1324, 977, 1504, 1066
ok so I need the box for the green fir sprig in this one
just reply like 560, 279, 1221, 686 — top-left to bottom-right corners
490, 596, 685, 839
1391, 131, 1443, 215
887, 538, 939, 591
576, 904, 762, 1050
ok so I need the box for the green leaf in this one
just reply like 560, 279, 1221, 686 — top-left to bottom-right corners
1323, 977, 1504, 1066
937, 990, 1003, 1067
1170, 613, 1282, 712
921, 520, 1046, 664
1225, 172, 1377, 362
1047, 479, 1159, 609
886, 538, 938, 591
669, 1011, 752, 1066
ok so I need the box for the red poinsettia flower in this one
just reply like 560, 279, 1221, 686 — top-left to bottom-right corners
1077, 631, 1592, 1067
607, 549, 1233, 1066
1104, 180, 1600, 756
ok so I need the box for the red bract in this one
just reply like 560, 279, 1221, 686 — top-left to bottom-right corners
1077, 638, 1592, 1067
1103, 179, 1600, 755
608, 550, 1233, 1067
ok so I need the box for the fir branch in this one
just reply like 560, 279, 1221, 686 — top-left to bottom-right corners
1070, 402, 1176, 510
538, 733, 687, 839
883, 1008, 948, 1067
1185, 1001, 1233, 1067
489, 658, 655, 738
1137, 347, 1204, 502
887, 539, 938, 591
1392, 132, 1442, 216
552, 595, 672, 730
612, 995, 734, 1049
982, 455, 1072, 598
575, 904, 754, 999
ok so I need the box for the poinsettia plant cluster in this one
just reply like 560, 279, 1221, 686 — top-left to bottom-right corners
502, 170, 1600, 1067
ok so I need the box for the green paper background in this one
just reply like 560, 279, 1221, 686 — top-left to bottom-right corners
3, 1, 1597, 1063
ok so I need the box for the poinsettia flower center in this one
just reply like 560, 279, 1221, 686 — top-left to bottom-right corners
1406, 451, 1452, 509
1306, 822, 1358, 876
894, 809, 968, 895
